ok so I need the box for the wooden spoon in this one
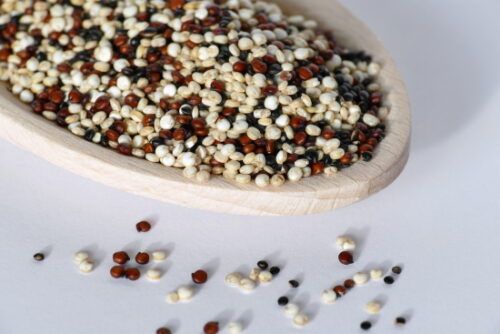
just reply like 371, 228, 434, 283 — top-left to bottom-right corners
0, 0, 410, 216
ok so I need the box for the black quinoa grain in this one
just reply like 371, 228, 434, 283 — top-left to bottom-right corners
384, 276, 395, 285
257, 260, 268, 270
392, 266, 402, 275
360, 321, 372, 330
270, 266, 280, 276
277, 296, 289, 306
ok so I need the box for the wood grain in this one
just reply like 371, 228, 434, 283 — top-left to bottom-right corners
0, 0, 411, 216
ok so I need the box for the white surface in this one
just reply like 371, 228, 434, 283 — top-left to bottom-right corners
0, 1, 499, 333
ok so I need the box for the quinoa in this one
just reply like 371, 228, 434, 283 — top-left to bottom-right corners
0, 0, 388, 186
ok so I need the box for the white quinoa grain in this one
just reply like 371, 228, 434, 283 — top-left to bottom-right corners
152, 251, 167, 262
365, 301, 382, 314
275, 114, 289, 128
293, 313, 310, 327
227, 321, 243, 334
216, 118, 231, 132
225, 272, 243, 287
166, 291, 180, 304
258, 270, 273, 283
336, 236, 356, 250
19, 90, 34, 103
353, 272, 370, 285
252, 32, 267, 46
177, 286, 195, 301
163, 84, 177, 97
271, 174, 285, 186
235, 174, 251, 184
183, 166, 197, 179
370, 269, 384, 281
113, 59, 129, 72
116, 76, 131, 91
287, 167, 303, 182
167, 43, 181, 57
294, 48, 310, 60
73, 251, 90, 265
330, 148, 345, 160
264, 96, 279, 110
196, 170, 210, 183
284, 303, 300, 318
265, 125, 281, 140
238, 37, 254, 51
368, 62, 381, 76
94, 45, 113, 63
159, 114, 175, 130
239, 278, 256, 291
248, 267, 261, 281
363, 113, 380, 127
321, 289, 337, 304
78, 259, 94, 273
146, 269, 162, 281
255, 174, 270, 187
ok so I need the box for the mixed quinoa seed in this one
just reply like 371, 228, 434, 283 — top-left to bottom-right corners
36, 223, 409, 331
0, 0, 389, 187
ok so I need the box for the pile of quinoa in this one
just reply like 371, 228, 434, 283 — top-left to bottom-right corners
0, 0, 389, 187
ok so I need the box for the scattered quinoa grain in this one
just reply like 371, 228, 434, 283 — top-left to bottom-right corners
73, 251, 89, 265
166, 291, 180, 304
110, 265, 125, 278
277, 296, 289, 306
33, 253, 45, 261
384, 276, 395, 285
146, 269, 162, 281
270, 266, 280, 276
370, 269, 383, 281
136, 221, 151, 232
333, 285, 346, 297
156, 328, 172, 334
335, 236, 356, 251
203, 321, 219, 334
177, 285, 195, 301
227, 321, 243, 334
321, 289, 337, 304
365, 301, 382, 314
353, 272, 369, 285
239, 278, 257, 292
125, 268, 141, 281
135, 252, 150, 265
293, 313, 309, 327
113, 251, 130, 265
289, 279, 300, 288
249, 268, 261, 281
344, 279, 356, 289
360, 321, 372, 331
395, 317, 407, 326
79, 259, 94, 273
257, 260, 269, 270
392, 266, 403, 275
258, 270, 273, 283
225, 272, 243, 287
338, 251, 354, 265
191, 270, 208, 284
152, 251, 167, 262
283, 303, 300, 318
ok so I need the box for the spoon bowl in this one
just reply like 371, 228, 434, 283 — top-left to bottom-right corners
0, 0, 411, 216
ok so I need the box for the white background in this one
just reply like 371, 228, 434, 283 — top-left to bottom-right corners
1, 1, 500, 333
